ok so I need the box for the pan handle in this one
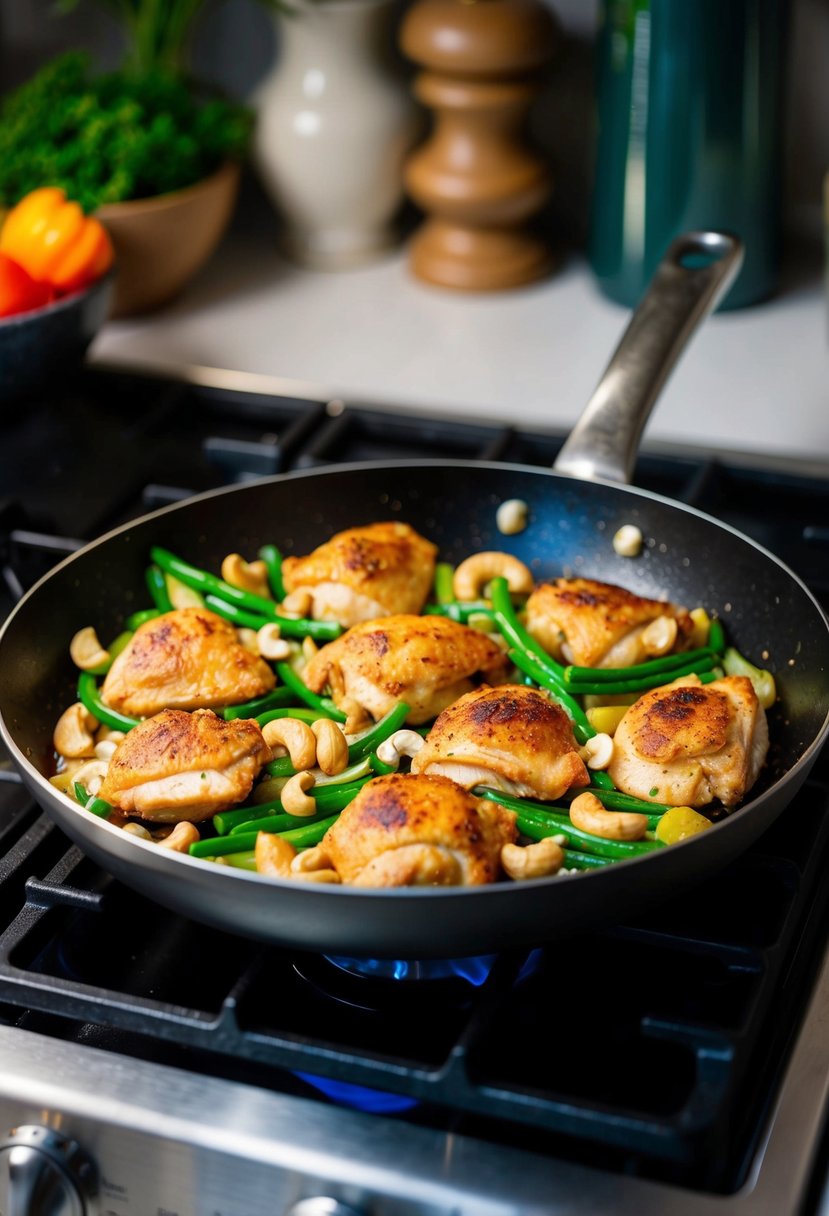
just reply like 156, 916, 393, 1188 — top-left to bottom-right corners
553, 231, 744, 484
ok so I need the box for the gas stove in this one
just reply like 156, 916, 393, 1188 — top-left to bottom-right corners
0, 364, 828, 1215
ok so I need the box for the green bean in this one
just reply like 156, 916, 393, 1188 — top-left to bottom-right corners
369, 752, 396, 775
563, 647, 717, 685
347, 702, 409, 763
274, 662, 345, 721
708, 618, 726, 654
223, 850, 257, 871
151, 545, 341, 640
73, 782, 114, 818
477, 788, 662, 858
561, 849, 614, 870
189, 831, 261, 858
204, 594, 269, 632
145, 564, 173, 613
255, 706, 325, 727
125, 608, 161, 630
434, 562, 455, 605
478, 785, 663, 830
259, 544, 286, 601
507, 648, 593, 745
77, 673, 140, 733
215, 803, 334, 836
277, 813, 341, 848
424, 602, 495, 624
489, 577, 567, 683
563, 655, 717, 696
231, 780, 368, 834
222, 686, 298, 721
562, 786, 671, 818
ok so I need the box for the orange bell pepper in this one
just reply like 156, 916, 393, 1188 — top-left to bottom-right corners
0, 251, 53, 318
0, 187, 114, 294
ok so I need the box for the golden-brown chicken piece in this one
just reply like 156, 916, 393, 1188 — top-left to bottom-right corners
608, 674, 769, 808
302, 614, 509, 726
412, 684, 589, 801
322, 772, 517, 887
525, 577, 694, 668
281, 522, 438, 627
101, 607, 275, 717
98, 708, 272, 822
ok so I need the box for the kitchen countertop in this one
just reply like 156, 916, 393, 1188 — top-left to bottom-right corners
90, 220, 828, 468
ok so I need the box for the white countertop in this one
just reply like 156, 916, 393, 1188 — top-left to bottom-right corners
90, 222, 829, 467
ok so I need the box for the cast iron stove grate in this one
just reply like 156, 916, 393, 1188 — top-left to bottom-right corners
1, 364, 828, 1197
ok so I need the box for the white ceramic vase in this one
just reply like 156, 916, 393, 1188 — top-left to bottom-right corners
253, 0, 418, 269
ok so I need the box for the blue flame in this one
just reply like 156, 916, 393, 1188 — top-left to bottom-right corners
326, 954, 499, 984
295, 1073, 420, 1113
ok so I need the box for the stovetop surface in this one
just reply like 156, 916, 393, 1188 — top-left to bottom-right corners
1, 364, 828, 1205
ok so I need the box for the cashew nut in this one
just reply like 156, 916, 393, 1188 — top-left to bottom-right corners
236, 627, 261, 655
341, 696, 371, 735
122, 822, 154, 841
376, 729, 425, 769
290, 868, 341, 884
501, 837, 565, 880
255, 831, 298, 876
569, 791, 648, 841
158, 822, 201, 852
94, 739, 120, 762
69, 626, 110, 672
641, 615, 678, 657
302, 636, 319, 662
578, 732, 614, 770
290, 844, 334, 873
261, 717, 317, 771
311, 719, 349, 775
280, 589, 313, 617
281, 770, 317, 816
612, 524, 644, 557
53, 702, 99, 759
256, 622, 291, 661
71, 759, 110, 798
453, 551, 534, 602
496, 498, 529, 536
221, 554, 271, 599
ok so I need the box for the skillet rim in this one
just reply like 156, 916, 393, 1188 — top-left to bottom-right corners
1, 455, 828, 910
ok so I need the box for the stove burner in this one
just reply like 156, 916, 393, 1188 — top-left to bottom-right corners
294, 1073, 420, 1114
325, 954, 497, 984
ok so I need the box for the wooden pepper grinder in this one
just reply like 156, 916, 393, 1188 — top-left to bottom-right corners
400, 0, 559, 291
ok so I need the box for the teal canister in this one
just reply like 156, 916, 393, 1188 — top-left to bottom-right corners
588, 0, 789, 310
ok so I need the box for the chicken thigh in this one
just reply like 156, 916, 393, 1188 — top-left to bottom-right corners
322, 772, 518, 886
525, 577, 693, 668
101, 607, 275, 717
281, 521, 438, 627
99, 708, 272, 822
302, 614, 509, 725
412, 684, 589, 801
608, 674, 769, 808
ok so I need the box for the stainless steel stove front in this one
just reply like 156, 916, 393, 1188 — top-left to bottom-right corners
1, 932, 828, 1216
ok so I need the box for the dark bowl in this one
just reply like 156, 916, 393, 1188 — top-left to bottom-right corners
0, 270, 114, 404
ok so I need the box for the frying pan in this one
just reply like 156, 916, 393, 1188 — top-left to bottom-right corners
1, 233, 828, 959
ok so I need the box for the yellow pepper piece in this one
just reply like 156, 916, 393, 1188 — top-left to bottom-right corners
688, 607, 711, 650
586, 704, 629, 735
656, 806, 714, 845
0, 186, 113, 293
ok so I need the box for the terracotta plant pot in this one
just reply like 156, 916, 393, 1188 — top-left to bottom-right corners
96, 160, 241, 317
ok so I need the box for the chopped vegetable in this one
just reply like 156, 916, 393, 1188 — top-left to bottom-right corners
722, 647, 777, 709
655, 806, 714, 845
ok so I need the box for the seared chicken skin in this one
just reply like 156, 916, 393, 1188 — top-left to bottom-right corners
608, 674, 769, 808
322, 772, 518, 886
99, 708, 272, 822
412, 684, 589, 801
302, 614, 509, 725
525, 577, 694, 668
281, 522, 438, 627
101, 607, 275, 717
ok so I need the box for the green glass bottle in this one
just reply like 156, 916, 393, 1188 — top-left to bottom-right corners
588, 0, 788, 310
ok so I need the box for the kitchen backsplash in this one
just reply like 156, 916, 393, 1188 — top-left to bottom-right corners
1, 0, 826, 247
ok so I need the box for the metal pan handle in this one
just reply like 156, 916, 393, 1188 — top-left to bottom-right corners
553, 231, 744, 484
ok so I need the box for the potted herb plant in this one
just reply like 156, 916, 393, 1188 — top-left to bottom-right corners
0, 1, 258, 316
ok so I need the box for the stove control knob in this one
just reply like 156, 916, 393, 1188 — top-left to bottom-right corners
285, 1201, 366, 1216
0, 1125, 96, 1216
